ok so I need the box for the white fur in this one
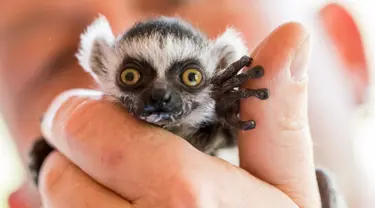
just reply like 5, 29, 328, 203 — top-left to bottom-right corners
216, 27, 249, 55
214, 27, 249, 69
76, 15, 116, 80
75, 16, 249, 130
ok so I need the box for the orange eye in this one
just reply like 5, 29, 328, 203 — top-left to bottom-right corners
181, 69, 203, 87
120, 68, 141, 85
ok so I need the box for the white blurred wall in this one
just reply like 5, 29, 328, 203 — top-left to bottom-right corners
0, 116, 24, 208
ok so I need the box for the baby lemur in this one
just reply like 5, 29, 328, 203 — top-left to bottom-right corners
29, 15, 340, 207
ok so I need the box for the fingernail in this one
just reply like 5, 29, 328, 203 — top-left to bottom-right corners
290, 35, 311, 82
41, 89, 103, 139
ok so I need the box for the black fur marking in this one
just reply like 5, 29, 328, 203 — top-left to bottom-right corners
316, 169, 338, 208
116, 57, 158, 92
221, 124, 237, 147
165, 58, 209, 92
28, 137, 54, 186
121, 17, 205, 44
165, 58, 203, 75
158, 35, 165, 49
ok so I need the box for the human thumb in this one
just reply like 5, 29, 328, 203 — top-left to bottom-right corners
238, 22, 320, 207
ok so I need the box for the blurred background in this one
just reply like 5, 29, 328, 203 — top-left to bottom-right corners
0, 118, 24, 208
1, 0, 375, 207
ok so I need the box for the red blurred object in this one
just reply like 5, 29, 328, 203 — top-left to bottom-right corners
7, 183, 40, 208
320, 3, 369, 104
8, 191, 28, 208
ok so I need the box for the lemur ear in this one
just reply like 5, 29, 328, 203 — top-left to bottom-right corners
76, 14, 116, 83
213, 27, 249, 69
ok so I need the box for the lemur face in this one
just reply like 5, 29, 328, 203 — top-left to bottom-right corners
77, 16, 248, 127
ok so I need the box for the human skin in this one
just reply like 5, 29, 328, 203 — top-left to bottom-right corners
37, 22, 319, 208
0, 1, 321, 207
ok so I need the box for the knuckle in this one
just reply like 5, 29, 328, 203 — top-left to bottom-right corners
274, 114, 311, 148
170, 179, 200, 207
166, 173, 210, 208
277, 114, 307, 132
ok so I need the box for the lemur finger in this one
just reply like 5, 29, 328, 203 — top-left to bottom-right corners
223, 105, 256, 130
221, 65, 264, 91
28, 137, 55, 186
226, 113, 256, 130
211, 55, 252, 85
227, 88, 270, 101
215, 89, 269, 112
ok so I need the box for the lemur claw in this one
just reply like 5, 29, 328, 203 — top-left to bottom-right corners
211, 55, 269, 131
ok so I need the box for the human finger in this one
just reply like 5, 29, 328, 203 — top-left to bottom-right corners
40, 89, 298, 207
39, 151, 133, 208
238, 22, 321, 207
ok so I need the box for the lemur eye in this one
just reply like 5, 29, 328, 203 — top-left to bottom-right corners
181, 69, 203, 87
120, 68, 141, 85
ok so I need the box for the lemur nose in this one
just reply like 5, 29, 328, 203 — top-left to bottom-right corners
151, 88, 172, 105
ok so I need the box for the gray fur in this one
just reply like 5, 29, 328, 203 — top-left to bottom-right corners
76, 15, 247, 152
76, 15, 341, 207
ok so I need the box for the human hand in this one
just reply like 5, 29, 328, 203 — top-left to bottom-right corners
37, 22, 320, 208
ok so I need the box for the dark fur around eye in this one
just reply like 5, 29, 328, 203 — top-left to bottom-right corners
166, 58, 208, 92
116, 57, 157, 91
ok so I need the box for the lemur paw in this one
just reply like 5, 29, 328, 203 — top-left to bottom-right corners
211, 55, 269, 131
28, 137, 54, 186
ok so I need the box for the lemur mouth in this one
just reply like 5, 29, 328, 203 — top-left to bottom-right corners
140, 112, 171, 123
139, 109, 183, 124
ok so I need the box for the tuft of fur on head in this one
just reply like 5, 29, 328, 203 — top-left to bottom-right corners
76, 16, 249, 128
